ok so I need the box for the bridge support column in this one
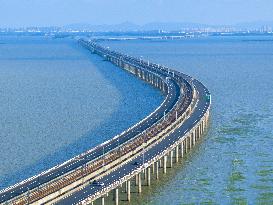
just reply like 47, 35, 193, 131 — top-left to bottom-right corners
170, 150, 173, 168
124, 181, 127, 193
163, 155, 167, 174
189, 135, 191, 150
115, 188, 119, 205
196, 126, 198, 140
191, 132, 194, 147
192, 128, 194, 146
127, 181, 131, 201
138, 173, 142, 193
187, 135, 190, 151
152, 162, 155, 174
147, 167, 151, 186
205, 114, 209, 129
186, 133, 188, 153
181, 141, 184, 158
159, 158, 162, 168
135, 174, 139, 186
101, 197, 105, 205
176, 145, 179, 163
185, 138, 188, 153
196, 126, 199, 139
189, 133, 192, 149
156, 161, 159, 179
144, 168, 146, 180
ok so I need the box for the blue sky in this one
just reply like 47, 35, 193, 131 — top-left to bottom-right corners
1, 0, 273, 27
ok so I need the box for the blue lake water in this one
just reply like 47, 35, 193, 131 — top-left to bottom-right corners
0, 36, 163, 189
1, 35, 273, 204
101, 36, 273, 204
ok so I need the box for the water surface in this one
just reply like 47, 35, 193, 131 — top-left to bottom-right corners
0, 36, 163, 188
102, 36, 273, 204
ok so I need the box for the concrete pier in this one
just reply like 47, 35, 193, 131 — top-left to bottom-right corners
156, 161, 159, 179
138, 173, 142, 193
115, 189, 119, 205
170, 150, 173, 168
163, 155, 167, 174
127, 181, 131, 201
135, 174, 139, 186
185, 137, 188, 153
176, 146, 179, 163
147, 167, 151, 186
181, 141, 184, 158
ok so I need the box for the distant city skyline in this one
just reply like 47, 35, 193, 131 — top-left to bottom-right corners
1, 0, 273, 28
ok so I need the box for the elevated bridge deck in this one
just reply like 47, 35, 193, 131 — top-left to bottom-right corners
0, 39, 211, 205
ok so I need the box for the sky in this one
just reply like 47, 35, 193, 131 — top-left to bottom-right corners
1, 0, 273, 27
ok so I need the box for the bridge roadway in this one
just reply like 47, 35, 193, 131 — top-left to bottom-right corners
0, 51, 180, 203
56, 77, 210, 205
0, 39, 210, 205
52, 40, 210, 204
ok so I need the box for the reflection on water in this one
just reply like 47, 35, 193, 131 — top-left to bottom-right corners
102, 36, 273, 204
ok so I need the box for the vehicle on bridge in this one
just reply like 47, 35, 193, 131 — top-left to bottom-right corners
92, 180, 104, 187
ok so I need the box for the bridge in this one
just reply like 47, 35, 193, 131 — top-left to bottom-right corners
0, 39, 211, 205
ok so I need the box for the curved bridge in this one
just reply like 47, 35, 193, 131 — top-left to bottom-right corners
0, 39, 211, 205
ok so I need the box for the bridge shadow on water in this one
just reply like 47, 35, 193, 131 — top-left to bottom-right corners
0, 44, 164, 190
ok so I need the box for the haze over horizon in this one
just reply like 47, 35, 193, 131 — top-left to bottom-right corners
1, 0, 273, 28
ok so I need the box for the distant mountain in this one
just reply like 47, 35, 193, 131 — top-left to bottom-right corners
140, 22, 210, 31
